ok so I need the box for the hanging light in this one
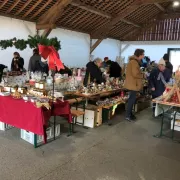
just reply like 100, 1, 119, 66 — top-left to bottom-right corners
173, 1, 180, 7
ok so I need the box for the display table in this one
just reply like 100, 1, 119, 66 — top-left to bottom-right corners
0, 96, 72, 147
152, 99, 180, 141
74, 89, 122, 98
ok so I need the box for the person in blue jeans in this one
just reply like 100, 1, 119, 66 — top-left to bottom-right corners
124, 49, 144, 122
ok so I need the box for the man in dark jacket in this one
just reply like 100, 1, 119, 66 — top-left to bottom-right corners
149, 58, 171, 113
28, 49, 41, 72
106, 60, 122, 78
84, 58, 104, 86
0, 64, 7, 83
163, 53, 173, 75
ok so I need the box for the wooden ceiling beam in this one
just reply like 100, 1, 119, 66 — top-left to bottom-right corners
38, 0, 72, 24
42, 28, 53, 37
15, 0, 31, 15
6, 0, 21, 13
71, 0, 111, 19
154, 3, 166, 11
90, 39, 103, 54
122, 4, 174, 41
0, 0, 8, 9
31, 0, 53, 19
91, 0, 172, 38
23, 1, 42, 18
39, 0, 72, 37
121, 19, 141, 28
71, 0, 140, 28
36, 24, 56, 30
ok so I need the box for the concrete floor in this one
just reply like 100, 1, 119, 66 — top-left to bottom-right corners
0, 108, 180, 180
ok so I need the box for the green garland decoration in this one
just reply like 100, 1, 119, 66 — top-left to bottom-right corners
0, 35, 61, 51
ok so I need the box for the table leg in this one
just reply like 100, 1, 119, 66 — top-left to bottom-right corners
34, 134, 37, 148
172, 111, 177, 140
53, 116, 56, 140
154, 107, 165, 138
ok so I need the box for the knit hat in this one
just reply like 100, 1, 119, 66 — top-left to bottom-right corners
158, 58, 166, 66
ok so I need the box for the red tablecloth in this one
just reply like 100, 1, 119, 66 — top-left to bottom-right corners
0, 96, 72, 141
52, 100, 72, 123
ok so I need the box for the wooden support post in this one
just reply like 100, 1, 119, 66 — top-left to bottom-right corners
121, 44, 130, 54
90, 39, 103, 54
36, 24, 56, 30
42, 28, 52, 38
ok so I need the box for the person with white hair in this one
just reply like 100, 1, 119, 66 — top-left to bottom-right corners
149, 58, 171, 114
83, 58, 105, 86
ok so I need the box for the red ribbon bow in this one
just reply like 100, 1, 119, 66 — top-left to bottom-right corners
38, 45, 64, 71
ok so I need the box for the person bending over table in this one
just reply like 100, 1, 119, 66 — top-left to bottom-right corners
11, 52, 24, 71
149, 58, 171, 116
124, 49, 145, 122
84, 58, 105, 86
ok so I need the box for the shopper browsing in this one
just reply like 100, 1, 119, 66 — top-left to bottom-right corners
124, 49, 144, 122
149, 58, 171, 115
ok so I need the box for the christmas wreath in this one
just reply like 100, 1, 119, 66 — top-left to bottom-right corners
0, 35, 61, 51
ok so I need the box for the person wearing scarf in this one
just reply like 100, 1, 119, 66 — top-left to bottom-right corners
149, 58, 171, 115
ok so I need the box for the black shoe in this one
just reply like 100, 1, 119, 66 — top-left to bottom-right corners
125, 117, 132, 122
131, 114, 137, 120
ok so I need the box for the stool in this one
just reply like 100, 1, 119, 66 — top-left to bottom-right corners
67, 109, 85, 136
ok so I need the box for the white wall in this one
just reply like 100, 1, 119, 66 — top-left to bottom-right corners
47, 28, 90, 68
0, 16, 121, 70
0, 16, 35, 69
92, 39, 120, 61
121, 41, 180, 63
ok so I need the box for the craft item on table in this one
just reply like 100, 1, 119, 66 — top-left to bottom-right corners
35, 82, 40, 89
11, 86, 21, 99
46, 72, 53, 85
35, 101, 51, 110
161, 66, 180, 104
39, 81, 45, 90
0, 92, 10, 96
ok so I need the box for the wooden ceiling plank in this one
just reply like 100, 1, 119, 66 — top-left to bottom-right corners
71, 0, 111, 19
23, 1, 42, 18
0, 0, 8, 9
15, 0, 32, 15
38, 0, 72, 24
31, 0, 53, 19
121, 19, 141, 28
122, 3, 173, 40
6, 0, 21, 13
71, 0, 140, 28
154, 3, 166, 11
91, 0, 171, 38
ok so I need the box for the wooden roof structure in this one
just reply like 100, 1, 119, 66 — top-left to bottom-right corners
0, 0, 180, 42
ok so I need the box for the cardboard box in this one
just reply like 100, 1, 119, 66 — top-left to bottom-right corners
171, 120, 180, 131
0, 122, 14, 131
126, 100, 151, 113
21, 124, 60, 145
72, 105, 102, 128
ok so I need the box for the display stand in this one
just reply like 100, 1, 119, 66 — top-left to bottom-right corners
153, 100, 180, 142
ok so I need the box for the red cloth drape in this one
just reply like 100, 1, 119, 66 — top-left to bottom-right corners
38, 45, 64, 71
0, 96, 72, 143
